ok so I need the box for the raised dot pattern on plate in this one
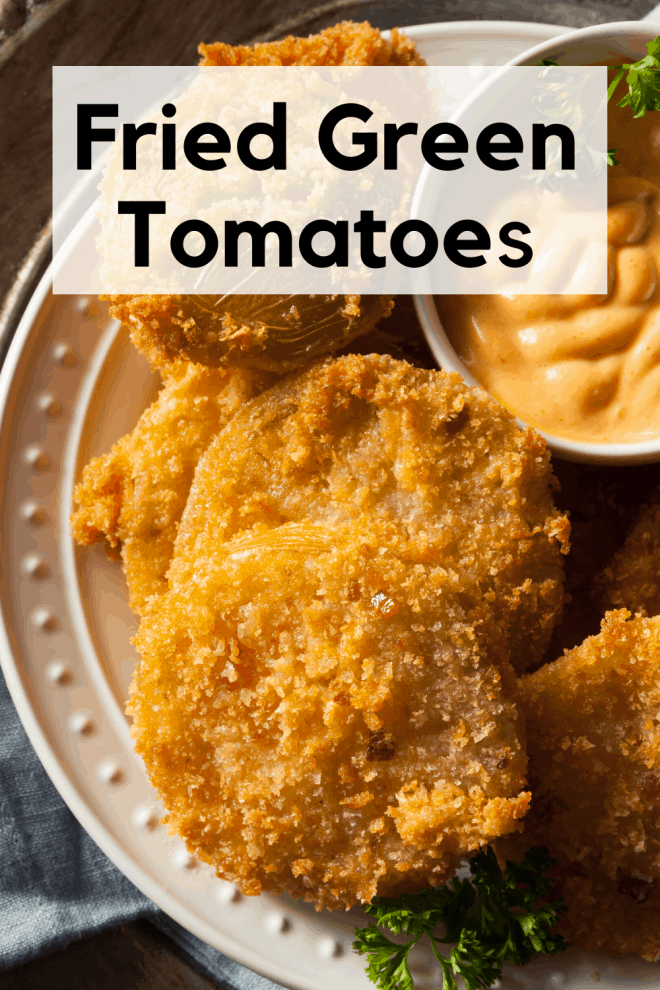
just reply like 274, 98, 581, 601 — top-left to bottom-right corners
215, 880, 242, 905
131, 803, 161, 833
171, 847, 198, 872
21, 552, 49, 580
23, 444, 49, 471
19, 500, 46, 525
316, 937, 342, 959
263, 911, 290, 935
35, 391, 63, 418
51, 341, 78, 367
95, 757, 124, 785
30, 605, 58, 632
67, 710, 96, 737
46, 659, 73, 686
75, 297, 101, 321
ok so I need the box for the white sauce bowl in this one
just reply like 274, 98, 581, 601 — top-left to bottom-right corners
414, 21, 660, 465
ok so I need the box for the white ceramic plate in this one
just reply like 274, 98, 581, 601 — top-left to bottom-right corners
3, 20, 660, 990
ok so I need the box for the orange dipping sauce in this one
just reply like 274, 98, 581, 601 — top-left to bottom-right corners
435, 98, 660, 445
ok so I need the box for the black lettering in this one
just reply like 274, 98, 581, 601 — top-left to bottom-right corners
444, 220, 490, 268
171, 219, 218, 268
383, 122, 418, 170
354, 211, 386, 269
162, 105, 177, 170
421, 124, 468, 171
498, 221, 533, 268
77, 104, 117, 169
117, 201, 165, 267
318, 104, 376, 171
184, 123, 230, 171
236, 102, 287, 171
123, 122, 157, 170
476, 123, 522, 171
162, 123, 176, 170
225, 220, 292, 267
390, 220, 438, 268
532, 123, 575, 170
299, 220, 349, 267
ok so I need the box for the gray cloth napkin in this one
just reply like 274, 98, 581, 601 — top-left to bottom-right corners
0, 668, 282, 988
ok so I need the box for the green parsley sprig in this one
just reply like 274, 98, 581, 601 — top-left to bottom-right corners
541, 36, 660, 165
607, 37, 660, 118
352, 846, 568, 990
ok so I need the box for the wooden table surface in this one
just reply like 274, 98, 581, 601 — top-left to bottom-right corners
1, 0, 658, 986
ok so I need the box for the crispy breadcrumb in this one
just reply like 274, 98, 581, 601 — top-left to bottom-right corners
71, 361, 278, 612
198, 22, 425, 68
545, 864, 660, 962
129, 354, 569, 910
69, 316, 423, 613
105, 22, 420, 372
501, 610, 660, 959
106, 294, 394, 373
596, 490, 660, 617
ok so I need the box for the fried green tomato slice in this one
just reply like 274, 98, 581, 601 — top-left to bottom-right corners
501, 610, 660, 959
105, 23, 420, 374
71, 361, 278, 613
105, 294, 394, 373
129, 354, 569, 910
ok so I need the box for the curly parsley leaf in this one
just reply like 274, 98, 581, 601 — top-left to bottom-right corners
541, 36, 660, 165
353, 846, 568, 990
613, 36, 660, 118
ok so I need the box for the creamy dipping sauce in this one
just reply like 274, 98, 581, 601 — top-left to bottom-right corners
435, 97, 660, 445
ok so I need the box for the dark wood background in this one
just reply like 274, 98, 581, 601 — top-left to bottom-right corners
1, 0, 658, 986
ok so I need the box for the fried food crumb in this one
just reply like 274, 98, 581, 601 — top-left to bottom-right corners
129, 354, 569, 909
198, 22, 425, 68
105, 294, 395, 373
71, 360, 278, 612
501, 610, 660, 960
105, 22, 420, 373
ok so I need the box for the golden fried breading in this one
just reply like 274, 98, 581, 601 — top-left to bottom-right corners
106, 294, 394, 373
546, 863, 660, 962
71, 361, 278, 612
106, 23, 419, 373
165, 355, 568, 676
129, 354, 569, 910
596, 490, 660, 617
501, 610, 660, 958
344, 295, 436, 369
198, 22, 425, 67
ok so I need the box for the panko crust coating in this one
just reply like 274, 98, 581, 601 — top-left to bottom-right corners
129, 354, 569, 910
71, 361, 278, 613
501, 611, 660, 959
596, 490, 660, 618
105, 22, 417, 373
544, 864, 660, 962
198, 21, 426, 68
106, 294, 395, 374
168, 355, 569, 678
